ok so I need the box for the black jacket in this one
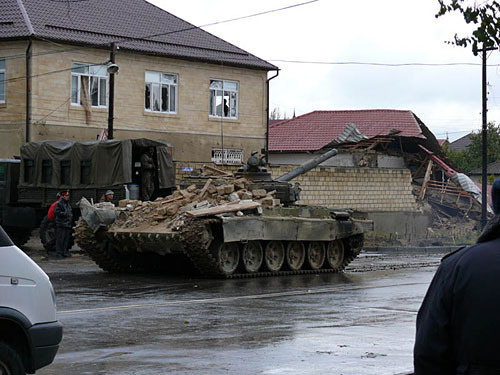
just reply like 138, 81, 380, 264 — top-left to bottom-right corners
54, 198, 73, 228
414, 215, 500, 375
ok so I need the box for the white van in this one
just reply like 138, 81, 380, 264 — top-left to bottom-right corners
0, 225, 62, 374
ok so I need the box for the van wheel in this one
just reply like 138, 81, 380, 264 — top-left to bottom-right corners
0, 342, 25, 375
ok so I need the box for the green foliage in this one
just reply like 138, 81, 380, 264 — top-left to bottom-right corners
436, 0, 500, 55
444, 123, 500, 173
488, 173, 497, 184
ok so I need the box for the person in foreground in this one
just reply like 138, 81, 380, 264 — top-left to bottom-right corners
414, 178, 500, 374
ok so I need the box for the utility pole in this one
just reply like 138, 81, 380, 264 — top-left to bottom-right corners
107, 43, 116, 140
480, 44, 496, 229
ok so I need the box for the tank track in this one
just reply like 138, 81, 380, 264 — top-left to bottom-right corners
74, 218, 142, 273
180, 217, 363, 279
76, 216, 363, 278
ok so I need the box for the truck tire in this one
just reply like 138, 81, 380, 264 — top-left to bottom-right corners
0, 341, 25, 375
40, 216, 56, 252
4, 228, 31, 247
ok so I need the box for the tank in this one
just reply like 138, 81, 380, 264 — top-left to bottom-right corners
74, 149, 373, 278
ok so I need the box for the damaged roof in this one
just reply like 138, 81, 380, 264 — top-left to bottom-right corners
269, 109, 425, 151
0, 0, 277, 71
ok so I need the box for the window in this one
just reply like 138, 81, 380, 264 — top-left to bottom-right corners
80, 160, 91, 184
0, 59, 5, 103
41, 160, 52, 184
60, 160, 71, 185
24, 160, 34, 183
71, 62, 108, 107
211, 148, 243, 165
145, 71, 177, 113
209, 79, 238, 119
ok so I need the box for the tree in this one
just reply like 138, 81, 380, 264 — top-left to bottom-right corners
445, 122, 500, 173
436, 0, 500, 55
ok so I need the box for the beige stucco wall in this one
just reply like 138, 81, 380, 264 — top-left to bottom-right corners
1, 40, 269, 161
0, 41, 27, 158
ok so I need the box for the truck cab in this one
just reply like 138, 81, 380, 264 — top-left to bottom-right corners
0, 225, 63, 374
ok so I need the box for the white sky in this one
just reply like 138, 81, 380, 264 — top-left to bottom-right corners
150, 0, 500, 141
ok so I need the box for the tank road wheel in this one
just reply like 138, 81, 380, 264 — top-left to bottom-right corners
241, 241, 263, 273
264, 241, 285, 272
285, 241, 305, 271
326, 240, 345, 270
215, 242, 240, 276
306, 241, 326, 270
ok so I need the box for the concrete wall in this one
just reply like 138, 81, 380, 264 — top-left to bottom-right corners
366, 211, 432, 244
0, 40, 269, 161
269, 151, 405, 169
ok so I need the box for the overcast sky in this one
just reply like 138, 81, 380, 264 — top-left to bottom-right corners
151, 0, 500, 141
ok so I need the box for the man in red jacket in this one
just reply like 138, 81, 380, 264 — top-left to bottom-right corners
47, 193, 61, 221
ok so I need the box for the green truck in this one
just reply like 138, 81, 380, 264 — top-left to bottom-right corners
0, 138, 175, 249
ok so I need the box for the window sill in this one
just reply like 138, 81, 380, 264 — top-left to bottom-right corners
143, 111, 179, 119
208, 116, 240, 124
0, 102, 6, 109
70, 105, 108, 112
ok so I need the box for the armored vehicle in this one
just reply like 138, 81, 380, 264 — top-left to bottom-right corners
0, 138, 175, 249
75, 149, 373, 278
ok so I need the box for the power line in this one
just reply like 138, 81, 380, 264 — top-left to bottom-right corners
268, 59, 500, 67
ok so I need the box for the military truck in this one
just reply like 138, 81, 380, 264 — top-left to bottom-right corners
0, 138, 175, 249
75, 149, 373, 278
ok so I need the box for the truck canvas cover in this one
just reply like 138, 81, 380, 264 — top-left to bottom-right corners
19, 139, 175, 189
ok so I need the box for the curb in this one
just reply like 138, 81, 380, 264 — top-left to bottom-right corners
363, 245, 463, 253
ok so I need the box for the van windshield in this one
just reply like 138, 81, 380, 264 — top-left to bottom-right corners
0, 226, 14, 247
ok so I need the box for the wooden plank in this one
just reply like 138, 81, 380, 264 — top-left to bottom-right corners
418, 160, 433, 200
186, 201, 261, 217
202, 165, 232, 176
197, 178, 213, 199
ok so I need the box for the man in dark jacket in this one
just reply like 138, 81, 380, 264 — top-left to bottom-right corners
54, 190, 73, 259
414, 179, 500, 374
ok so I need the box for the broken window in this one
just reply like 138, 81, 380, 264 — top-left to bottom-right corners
24, 159, 34, 184
0, 58, 5, 103
209, 79, 238, 119
60, 160, 71, 185
71, 62, 108, 108
41, 160, 52, 184
144, 71, 177, 114
80, 160, 91, 184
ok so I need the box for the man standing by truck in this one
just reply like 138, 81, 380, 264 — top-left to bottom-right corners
54, 190, 73, 259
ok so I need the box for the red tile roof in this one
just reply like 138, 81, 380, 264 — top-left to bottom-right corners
269, 109, 425, 151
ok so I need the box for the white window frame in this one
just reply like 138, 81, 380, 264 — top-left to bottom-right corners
209, 79, 238, 119
144, 71, 178, 114
211, 148, 243, 165
0, 59, 5, 104
71, 62, 108, 108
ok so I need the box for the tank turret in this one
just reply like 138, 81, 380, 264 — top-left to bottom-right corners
236, 148, 338, 205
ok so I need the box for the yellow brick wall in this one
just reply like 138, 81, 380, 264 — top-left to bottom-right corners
0, 40, 268, 161
0, 41, 28, 158
269, 166, 418, 212
173, 162, 419, 212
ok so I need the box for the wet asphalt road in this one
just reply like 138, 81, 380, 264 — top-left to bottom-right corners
25, 243, 449, 375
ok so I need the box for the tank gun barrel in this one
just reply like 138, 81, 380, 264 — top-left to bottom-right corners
275, 148, 338, 182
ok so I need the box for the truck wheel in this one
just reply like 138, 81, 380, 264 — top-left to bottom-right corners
40, 216, 56, 252
4, 228, 31, 247
0, 341, 25, 375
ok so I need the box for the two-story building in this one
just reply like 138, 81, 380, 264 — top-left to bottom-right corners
0, 0, 278, 163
